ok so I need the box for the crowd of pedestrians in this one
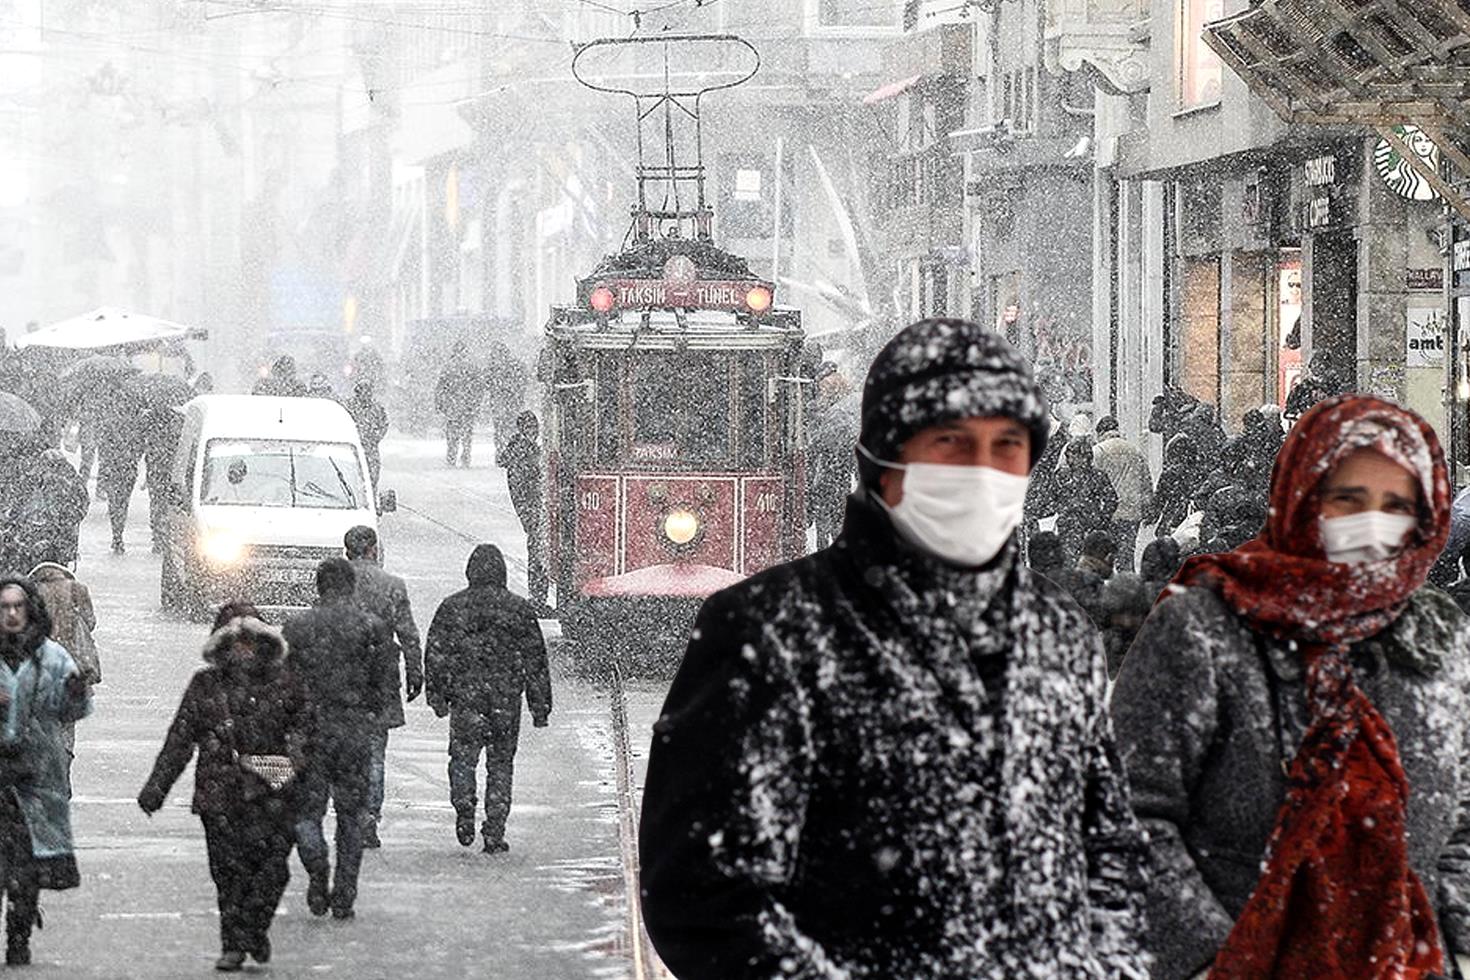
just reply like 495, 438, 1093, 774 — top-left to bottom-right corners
130, 528, 552, 971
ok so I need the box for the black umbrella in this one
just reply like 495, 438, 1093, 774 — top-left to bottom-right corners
123, 373, 194, 410
59, 354, 137, 386
60, 354, 139, 407
0, 391, 41, 434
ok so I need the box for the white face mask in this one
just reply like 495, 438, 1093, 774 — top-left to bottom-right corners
1319, 511, 1418, 565
863, 449, 1030, 567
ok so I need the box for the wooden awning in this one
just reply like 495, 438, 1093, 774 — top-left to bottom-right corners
1203, 0, 1470, 220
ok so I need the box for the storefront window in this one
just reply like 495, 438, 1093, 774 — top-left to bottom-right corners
1277, 251, 1303, 409
1178, 0, 1225, 109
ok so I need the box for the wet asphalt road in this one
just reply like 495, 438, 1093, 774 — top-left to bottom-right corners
27, 433, 666, 979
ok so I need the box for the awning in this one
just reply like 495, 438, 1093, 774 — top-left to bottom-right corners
17, 307, 206, 351
1202, 0, 1470, 220
1202, 0, 1470, 128
862, 74, 923, 106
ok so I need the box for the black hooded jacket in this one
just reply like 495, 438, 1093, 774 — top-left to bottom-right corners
423, 545, 550, 720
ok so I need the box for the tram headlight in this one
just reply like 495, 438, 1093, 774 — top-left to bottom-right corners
590, 286, 616, 313
199, 530, 246, 566
744, 285, 773, 314
662, 508, 701, 547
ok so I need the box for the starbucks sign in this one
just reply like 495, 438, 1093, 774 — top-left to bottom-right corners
1374, 125, 1441, 202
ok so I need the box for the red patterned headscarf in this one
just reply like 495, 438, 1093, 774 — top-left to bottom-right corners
1169, 395, 1451, 979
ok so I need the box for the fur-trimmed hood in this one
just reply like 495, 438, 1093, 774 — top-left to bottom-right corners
202, 616, 287, 667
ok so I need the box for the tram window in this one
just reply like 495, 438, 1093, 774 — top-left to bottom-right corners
739, 356, 768, 467
594, 356, 619, 466
634, 356, 680, 446
632, 353, 731, 464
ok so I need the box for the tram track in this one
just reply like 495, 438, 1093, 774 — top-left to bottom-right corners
607, 661, 666, 980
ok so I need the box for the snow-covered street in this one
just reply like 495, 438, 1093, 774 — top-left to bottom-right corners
41, 435, 665, 979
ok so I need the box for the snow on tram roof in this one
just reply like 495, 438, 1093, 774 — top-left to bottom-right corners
545, 307, 802, 350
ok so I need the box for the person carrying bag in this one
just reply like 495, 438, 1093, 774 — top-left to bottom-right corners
138, 604, 313, 973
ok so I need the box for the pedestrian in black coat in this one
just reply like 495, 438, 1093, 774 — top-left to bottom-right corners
281, 560, 393, 919
138, 606, 312, 972
640, 318, 1147, 979
251, 356, 307, 398
1148, 433, 1201, 537
344, 382, 388, 493
343, 526, 422, 849
2, 443, 87, 571
423, 544, 551, 852
495, 413, 549, 608
95, 392, 146, 554
142, 404, 183, 554
434, 342, 488, 467
1054, 436, 1118, 562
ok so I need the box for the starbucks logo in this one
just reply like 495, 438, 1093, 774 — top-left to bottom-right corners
1374, 125, 1441, 202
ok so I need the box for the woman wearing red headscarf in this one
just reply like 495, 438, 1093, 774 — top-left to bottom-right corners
1112, 395, 1470, 980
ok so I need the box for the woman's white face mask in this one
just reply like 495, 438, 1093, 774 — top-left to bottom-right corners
1319, 511, 1418, 565
862, 447, 1030, 567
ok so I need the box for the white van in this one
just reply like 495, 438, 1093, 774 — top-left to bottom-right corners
159, 395, 395, 616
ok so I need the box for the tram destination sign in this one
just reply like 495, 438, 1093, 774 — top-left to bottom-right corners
594, 278, 770, 312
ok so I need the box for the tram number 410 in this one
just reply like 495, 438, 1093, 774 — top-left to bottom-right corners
753, 492, 779, 514
579, 491, 604, 511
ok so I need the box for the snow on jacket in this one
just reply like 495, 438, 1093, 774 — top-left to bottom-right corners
282, 596, 394, 740
349, 558, 423, 730
1111, 585, 1470, 979
423, 544, 550, 720
138, 616, 312, 818
640, 495, 1149, 980
31, 563, 98, 684
1094, 435, 1154, 524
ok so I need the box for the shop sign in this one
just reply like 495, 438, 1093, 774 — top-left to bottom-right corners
1455, 239, 1470, 274
1407, 268, 1445, 291
1305, 195, 1332, 230
1304, 155, 1337, 187
1374, 125, 1441, 203
1407, 306, 1447, 369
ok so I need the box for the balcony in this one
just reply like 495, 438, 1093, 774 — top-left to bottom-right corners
1042, 0, 1150, 94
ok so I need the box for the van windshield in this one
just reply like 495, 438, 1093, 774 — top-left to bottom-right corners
201, 439, 365, 510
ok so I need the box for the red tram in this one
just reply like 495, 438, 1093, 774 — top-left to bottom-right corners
543, 35, 809, 668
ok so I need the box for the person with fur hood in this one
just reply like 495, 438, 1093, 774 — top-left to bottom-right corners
137, 603, 313, 973
639, 318, 1148, 979
1112, 395, 1470, 979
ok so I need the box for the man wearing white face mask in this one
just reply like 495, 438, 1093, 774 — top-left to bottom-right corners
639, 318, 1149, 980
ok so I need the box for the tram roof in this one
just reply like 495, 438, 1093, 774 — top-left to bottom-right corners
544, 307, 803, 351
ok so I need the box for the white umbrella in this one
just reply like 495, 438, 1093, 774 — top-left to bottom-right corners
16, 307, 206, 351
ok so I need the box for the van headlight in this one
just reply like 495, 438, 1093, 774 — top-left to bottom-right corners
662, 508, 701, 547
199, 530, 246, 565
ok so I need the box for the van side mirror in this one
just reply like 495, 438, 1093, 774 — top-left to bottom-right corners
378, 489, 397, 515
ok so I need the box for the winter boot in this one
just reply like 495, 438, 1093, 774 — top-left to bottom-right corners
361, 818, 381, 850
482, 838, 509, 855
455, 814, 476, 847
214, 951, 245, 972
306, 866, 331, 917
249, 937, 270, 964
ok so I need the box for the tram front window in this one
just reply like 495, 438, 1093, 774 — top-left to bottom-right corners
633, 353, 730, 464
